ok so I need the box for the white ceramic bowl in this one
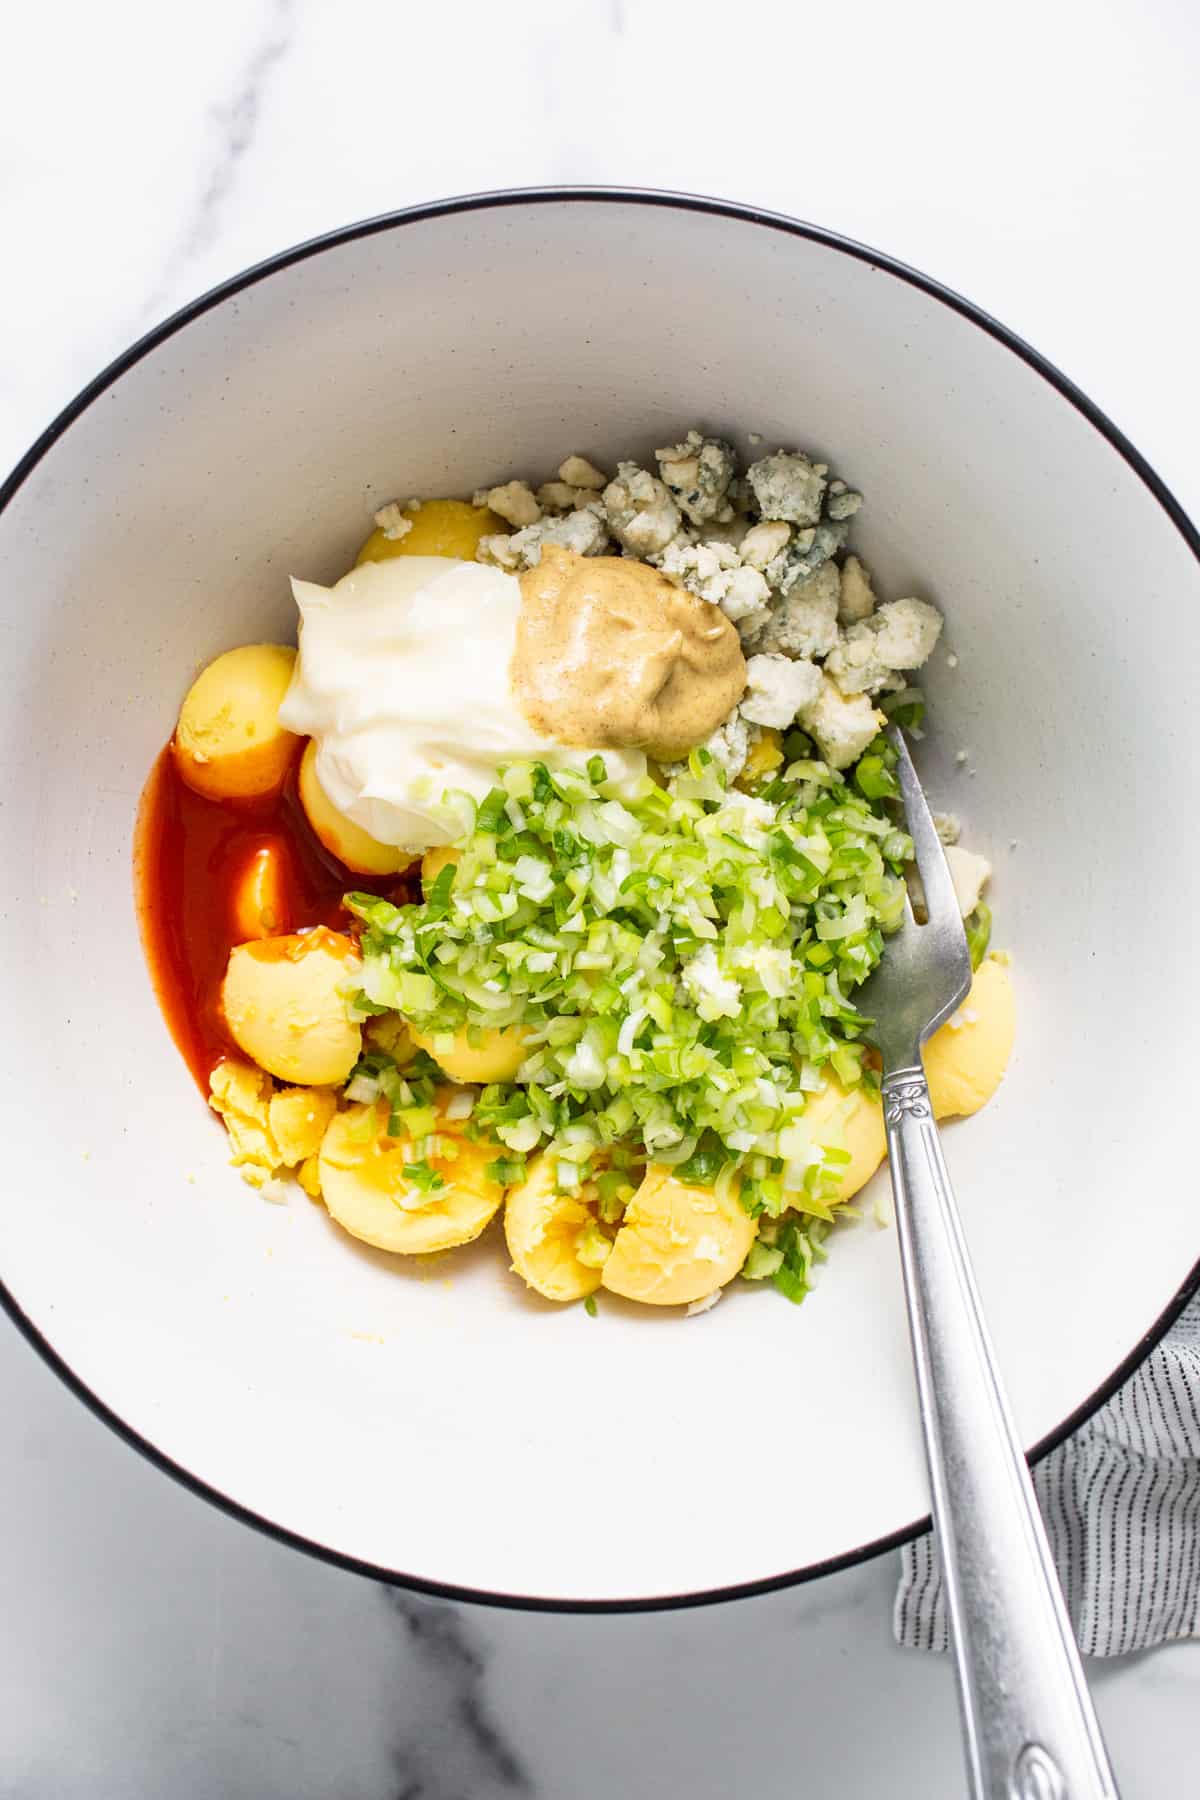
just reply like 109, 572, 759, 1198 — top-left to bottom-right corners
2, 190, 1197, 1609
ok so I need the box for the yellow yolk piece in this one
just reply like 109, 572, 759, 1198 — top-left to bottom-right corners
421, 844, 461, 892
409, 1022, 529, 1084
504, 1154, 604, 1303
297, 739, 413, 877
923, 957, 1015, 1119
318, 1099, 505, 1254
789, 1078, 886, 1205
355, 499, 504, 566
208, 1058, 278, 1184
222, 927, 362, 1086
208, 1057, 336, 1189
268, 1085, 337, 1166
736, 727, 785, 789
297, 1157, 323, 1199
174, 644, 300, 800
601, 1164, 756, 1307
363, 1012, 414, 1064
232, 841, 291, 940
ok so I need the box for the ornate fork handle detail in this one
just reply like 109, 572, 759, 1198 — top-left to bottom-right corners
882, 1072, 931, 1124
1013, 1742, 1068, 1800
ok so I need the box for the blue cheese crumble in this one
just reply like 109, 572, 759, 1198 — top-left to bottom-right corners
470, 426, 943, 762
655, 431, 738, 526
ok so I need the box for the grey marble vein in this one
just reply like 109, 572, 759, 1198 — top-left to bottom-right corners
381, 1592, 532, 1798
140, 0, 298, 322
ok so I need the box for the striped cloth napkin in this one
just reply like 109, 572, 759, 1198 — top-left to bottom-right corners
895, 1293, 1200, 1656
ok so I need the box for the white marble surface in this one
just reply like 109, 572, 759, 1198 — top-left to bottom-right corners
2, 1, 1198, 1793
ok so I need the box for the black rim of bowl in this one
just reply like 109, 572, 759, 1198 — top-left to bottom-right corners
3, 185, 1198, 1614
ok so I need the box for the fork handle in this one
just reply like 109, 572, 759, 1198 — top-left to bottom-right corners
881, 1064, 1120, 1800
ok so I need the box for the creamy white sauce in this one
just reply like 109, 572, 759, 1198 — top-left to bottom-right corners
278, 557, 645, 851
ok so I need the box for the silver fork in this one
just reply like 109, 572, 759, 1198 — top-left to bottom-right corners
859, 725, 1120, 1800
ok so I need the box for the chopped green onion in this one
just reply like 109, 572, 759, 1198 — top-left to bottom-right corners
401, 1160, 445, 1195
854, 752, 899, 801
677, 1137, 729, 1186
574, 1222, 613, 1269
965, 902, 992, 971
390, 1104, 436, 1140
741, 1240, 784, 1281
347, 753, 908, 1238
879, 687, 926, 732
485, 1155, 528, 1186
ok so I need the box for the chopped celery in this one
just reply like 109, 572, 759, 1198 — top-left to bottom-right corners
485, 1155, 528, 1186
965, 902, 992, 971
348, 752, 907, 1223
741, 1240, 784, 1281
401, 1160, 444, 1195
574, 1222, 614, 1269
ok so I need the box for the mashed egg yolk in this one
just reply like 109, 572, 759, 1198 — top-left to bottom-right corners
208, 1057, 335, 1195
924, 957, 1015, 1119
504, 1154, 606, 1304
318, 1099, 505, 1254
601, 1164, 757, 1307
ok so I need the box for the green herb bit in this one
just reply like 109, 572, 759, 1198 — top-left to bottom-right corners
403, 1160, 445, 1195
854, 752, 899, 802
485, 1155, 528, 1186
574, 1222, 613, 1269
346, 754, 917, 1202
965, 902, 992, 971
879, 687, 926, 732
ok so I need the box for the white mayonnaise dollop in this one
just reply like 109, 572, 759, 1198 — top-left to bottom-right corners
278, 557, 645, 851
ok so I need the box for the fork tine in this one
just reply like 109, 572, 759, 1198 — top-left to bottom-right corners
899, 882, 917, 933
888, 725, 967, 944
859, 727, 973, 1066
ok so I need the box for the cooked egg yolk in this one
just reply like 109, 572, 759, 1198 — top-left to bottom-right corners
504, 1153, 605, 1303
409, 1022, 529, 1084
601, 1164, 756, 1306
421, 845, 460, 892
355, 498, 503, 566
174, 643, 299, 800
318, 1099, 504, 1254
924, 957, 1015, 1119
231, 840, 292, 940
297, 739, 413, 877
208, 1057, 335, 1193
791, 1078, 886, 1203
222, 927, 362, 1086
736, 727, 785, 789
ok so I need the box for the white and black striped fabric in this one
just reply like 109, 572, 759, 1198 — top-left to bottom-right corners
895, 1294, 1200, 1657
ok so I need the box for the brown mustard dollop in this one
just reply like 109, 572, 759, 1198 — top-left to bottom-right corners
511, 545, 746, 761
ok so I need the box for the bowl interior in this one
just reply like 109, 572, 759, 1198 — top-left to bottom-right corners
2, 194, 1197, 1605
